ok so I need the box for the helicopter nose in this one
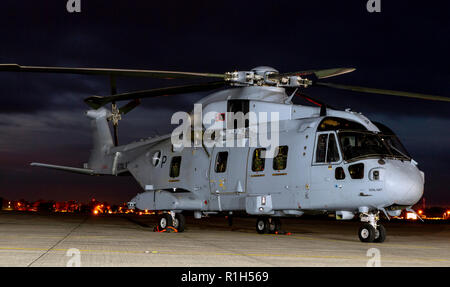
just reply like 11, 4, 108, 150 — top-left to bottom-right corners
385, 162, 424, 206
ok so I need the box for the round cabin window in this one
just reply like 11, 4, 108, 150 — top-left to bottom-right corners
152, 151, 162, 166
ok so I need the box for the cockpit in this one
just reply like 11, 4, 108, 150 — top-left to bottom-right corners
316, 117, 411, 163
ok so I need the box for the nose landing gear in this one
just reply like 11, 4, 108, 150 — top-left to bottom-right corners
358, 211, 386, 243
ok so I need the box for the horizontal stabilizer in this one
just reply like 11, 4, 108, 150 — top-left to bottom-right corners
30, 163, 97, 175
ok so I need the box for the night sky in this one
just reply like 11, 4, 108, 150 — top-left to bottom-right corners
0, 0, 449, 205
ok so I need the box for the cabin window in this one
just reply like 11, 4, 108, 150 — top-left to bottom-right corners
348, 163, 364, 179
273, 146, 288, 171
215, 152, 228, 173
252, 148, 266, 172
335, 167, 346, 180
169, 156, 182, 178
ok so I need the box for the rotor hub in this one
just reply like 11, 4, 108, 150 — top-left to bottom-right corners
225, 67, 312, 88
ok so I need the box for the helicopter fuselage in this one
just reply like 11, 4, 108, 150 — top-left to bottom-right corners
113, 86, 425, 219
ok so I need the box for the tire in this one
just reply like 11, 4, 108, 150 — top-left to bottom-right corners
256, 217, 269, 234
173, 213, 186, 232
358, 223, 376, 242
268, 218, 281, 234
374, 224, 386, 243
158, 213, 173, 230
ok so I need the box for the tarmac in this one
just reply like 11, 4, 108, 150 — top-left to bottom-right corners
0, 211, 448, 267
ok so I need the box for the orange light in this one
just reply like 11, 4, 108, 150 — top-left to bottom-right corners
447, 211, 450, 215
406, 212, 417, 220
93, 210, 99, 215
418, 210, 423, 215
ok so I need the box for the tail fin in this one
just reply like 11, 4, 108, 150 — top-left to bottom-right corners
86, 108, 114, 172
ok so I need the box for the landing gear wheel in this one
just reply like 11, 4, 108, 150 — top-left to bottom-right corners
256, 217, 269, 234
158, 213, 173, 230
374, 224, 386, 243
358, 223, 376, 242
268, 218, 281, 234
173, 213, 186, 232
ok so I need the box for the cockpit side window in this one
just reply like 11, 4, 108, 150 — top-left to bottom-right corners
315, 133, 341, 164
315, 134, 328, 163
326, 134, 340, 162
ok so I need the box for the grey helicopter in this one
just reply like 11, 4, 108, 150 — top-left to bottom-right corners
1, 64, 449, 242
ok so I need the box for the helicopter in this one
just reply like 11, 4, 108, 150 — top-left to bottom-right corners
1, 64, 449, 242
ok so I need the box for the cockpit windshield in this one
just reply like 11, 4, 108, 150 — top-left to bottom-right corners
338, 131, 392, 161
379, 134, 411, 159
317, 118, 412, 162
372, 122, 411, 159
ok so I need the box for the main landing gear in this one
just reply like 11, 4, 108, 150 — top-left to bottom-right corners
256, 216, 281, 234
358, 211, 386, 243
157, 212, 185, 232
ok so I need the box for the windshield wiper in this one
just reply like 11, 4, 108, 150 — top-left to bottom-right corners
387, 144, 410, 160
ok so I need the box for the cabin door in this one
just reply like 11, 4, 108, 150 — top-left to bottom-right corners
209, 146, 249, 194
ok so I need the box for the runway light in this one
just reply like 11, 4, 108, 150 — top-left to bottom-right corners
406, 212, 417, 220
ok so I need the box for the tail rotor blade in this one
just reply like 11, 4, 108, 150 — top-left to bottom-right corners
119, 99, 141, 115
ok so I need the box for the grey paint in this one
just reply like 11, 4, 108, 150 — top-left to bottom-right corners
33, 84, 425, 219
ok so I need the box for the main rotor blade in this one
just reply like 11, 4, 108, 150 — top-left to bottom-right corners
119, 99, 141, 115
0, 64, 225, 80
84, 81, 226, 109
271, 67, 356, 80
316, 82, 450, 102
